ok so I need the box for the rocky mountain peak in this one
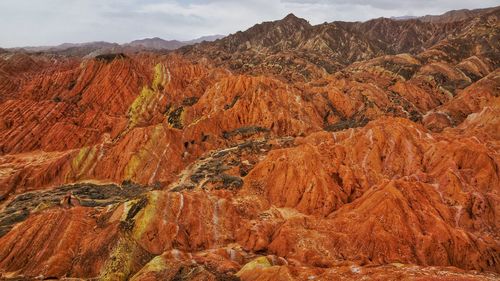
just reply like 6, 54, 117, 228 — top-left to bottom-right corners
278, 12, 311, 28
282, 13, 305, 22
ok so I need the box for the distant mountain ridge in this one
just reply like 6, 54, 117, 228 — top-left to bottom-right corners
125, 35, 225, 50
390, 15, 418, 21
15, 41, 120, 53
390, 6, 499, 22
8, 35, 225, 55
124, 37, 185, 50
419, 6, 500, 23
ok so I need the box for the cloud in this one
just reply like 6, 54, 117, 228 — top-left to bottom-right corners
0, 0, 498, 47
281, 0, 496, 12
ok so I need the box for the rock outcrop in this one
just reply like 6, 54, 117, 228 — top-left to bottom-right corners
0, 6, 499, 281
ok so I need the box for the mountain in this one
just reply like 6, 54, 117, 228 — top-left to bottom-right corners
180, 8, 499, 81
184, 34, 225, 44
8, 35, 226, 56
125, 37, 186, 50
18, 41, 121, 53
390, 15, 418, 20
390, 6, 500, 23
419, 6, 500, 23
0, 6, 499, 281
124, 35, 225, 50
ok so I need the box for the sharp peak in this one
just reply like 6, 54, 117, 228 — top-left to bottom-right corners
276, 13, 311, 27
282, 13, 304, 21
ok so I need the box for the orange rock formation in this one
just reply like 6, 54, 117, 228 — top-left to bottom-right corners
0, 6, 499, 281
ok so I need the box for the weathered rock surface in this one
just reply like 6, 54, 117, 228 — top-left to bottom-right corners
0, 6, 499, 281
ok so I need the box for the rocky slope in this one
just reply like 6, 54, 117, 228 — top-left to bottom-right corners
0, 7, 499, 281
181, 7, 499, 81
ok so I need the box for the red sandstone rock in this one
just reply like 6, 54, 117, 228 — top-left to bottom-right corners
0, 7, 499, 281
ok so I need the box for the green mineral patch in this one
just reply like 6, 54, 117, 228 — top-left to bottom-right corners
121, 199, 141, 222
100, 236, 152, 281
119, 197, 148, 231
68, 146, 98, 180
124, 152, 143, 180
132, 191, 159, 240
100, 237, 137, 281
128, 86, 157, 128
153, 63, 167, 91
124, 124, 164, 180
140, 255, 167, 272
99, 193, 158, 280
236, 256, 271, 276
130, 255, 167, 281
127, 63, 168, 129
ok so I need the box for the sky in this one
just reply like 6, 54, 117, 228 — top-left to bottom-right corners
0, 0, 499, 48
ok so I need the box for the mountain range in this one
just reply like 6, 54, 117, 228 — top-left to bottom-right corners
8, 34, 225, 56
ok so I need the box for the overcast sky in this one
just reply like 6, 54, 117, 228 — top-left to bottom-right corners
1, 0, 498, 48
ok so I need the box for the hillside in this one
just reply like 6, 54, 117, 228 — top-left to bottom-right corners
0, 6, 499, 281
